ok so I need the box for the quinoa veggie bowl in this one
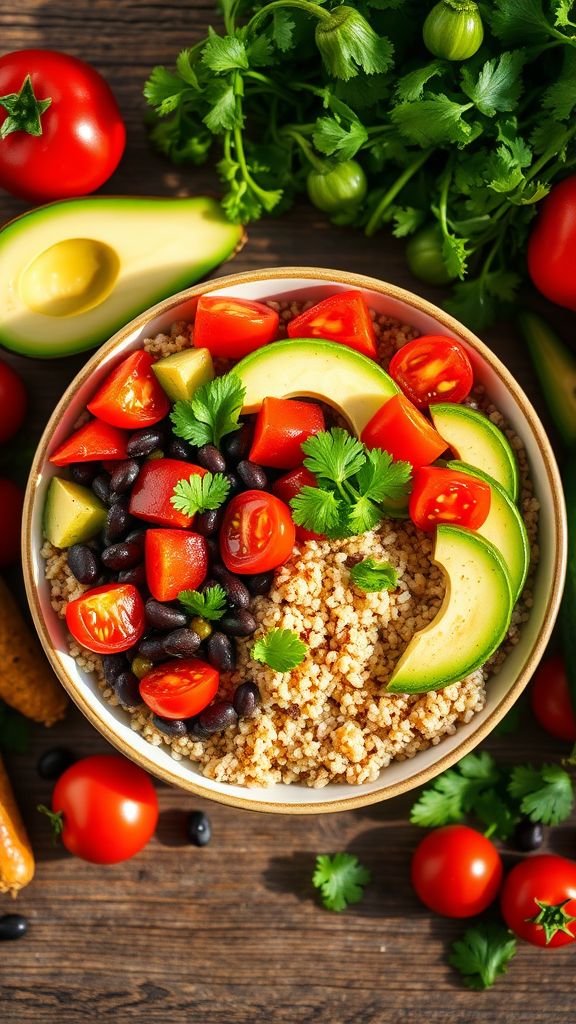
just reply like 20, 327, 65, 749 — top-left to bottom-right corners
23, 269, 566, 813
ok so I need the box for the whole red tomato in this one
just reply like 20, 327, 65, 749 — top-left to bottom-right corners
0, 360, 26, 443
0, 477, 24, 568
531, 655, 576, 742
51, 755, 158, 864
411, 825, 503, 918
501, 855, 576, 947
0, 50, 125, 201
527, 176, 576, 311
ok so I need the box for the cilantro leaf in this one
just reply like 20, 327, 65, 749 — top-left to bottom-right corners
302, 428, 366, 484
489, 0, 554, 44
313, 115, 368, 161
202, 30, 248, 73
144, 66, 194, 116
252, 629, 308, 673
391, 206, 425, 238
171, 373, 245, 448
349, 558, 398, 592
394, 61, 444, 102
171, 471, 230, 516
272, 10, 296, 52
290, 486, 341, 535
312, 853, 371, 912
508, 763, 574, 825
203, 81, 238, 133
346, 494, 382, 534
542, 49, 576, 121
449, 925, 517, 990
178, 585, 228, 621
315, 7, 394, 82
461, 52, 526, 118
410, 752, 501, 827
474, 789, 518, 841
554, 0, 576, 27
355, 448, 412, 503
391, 96, 475, 147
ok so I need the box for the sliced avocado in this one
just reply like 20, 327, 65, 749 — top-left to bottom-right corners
44, 477, 107, 548
517, 311, 576, 447
430, 403, 519, 501
234, 338, 398, 436
0, 197, 244, 358
387, 524, 512, 694
152, 346, 214, 403
447, 460, 530, 602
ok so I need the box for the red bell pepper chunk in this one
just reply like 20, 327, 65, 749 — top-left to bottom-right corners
361, 394, 447, 470
145, 529, 208, 602
129, 459, 206, 528
87, 350, 170, 429
272, 466, 324, 542
193, 295, 280, 359
50, 419, 128, 466
249, 397, 325, 469
287, 290, 378, 359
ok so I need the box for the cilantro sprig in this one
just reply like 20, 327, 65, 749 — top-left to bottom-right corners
290, 428, 411, 539
449, 924, 517, 990
312, 853, 371, 912
171, 373, 245, 449
178, 585, 228, 622
349, 558, 398, 593
252, 629, 308, 672
171, 471, 230, 517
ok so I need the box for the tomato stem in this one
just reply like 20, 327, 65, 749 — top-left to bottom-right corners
0, 74, 52, 140
526, 898, 576, 945
37, 804, 64, 846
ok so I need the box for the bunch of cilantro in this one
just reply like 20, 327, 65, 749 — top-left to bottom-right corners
145, 0, 576, 331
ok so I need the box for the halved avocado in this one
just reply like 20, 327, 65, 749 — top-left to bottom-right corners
447, 460, 530, 602
0, 197, 244, 358
387, 524, 512, 694
234, 338, 398, 436
430, 403, 519, 501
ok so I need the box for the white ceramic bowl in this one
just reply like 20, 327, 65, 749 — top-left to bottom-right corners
23, 269, 567, 813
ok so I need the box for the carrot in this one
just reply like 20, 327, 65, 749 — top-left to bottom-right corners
0, 575, 67, 726
0, 754, 34, 896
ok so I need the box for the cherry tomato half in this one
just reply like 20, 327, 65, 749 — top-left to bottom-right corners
0, 477, 24, 568
220, 490, 296, 574
272, 466, 323, 542
65, 583, 145, 654
145, 529, 208, 603
411, 825, 503, 918
139, 658, 219, 720
287, 290, 377, 359
409, 466, 491, 532
0, 360, 27, 443
361, 394, 447, 470
389, 336, 474, 409
193, 296, 279, 359
249, 397, 325, 469
87, 351, 169, 429
51, 755, 158, 864
49, 419, 128, 466
531, 655, 576, 742
501, 855, 576, 947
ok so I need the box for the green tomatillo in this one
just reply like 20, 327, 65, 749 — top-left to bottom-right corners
406, 224, 456, 286
307, 160, 367, 216
423, 0, 484, 61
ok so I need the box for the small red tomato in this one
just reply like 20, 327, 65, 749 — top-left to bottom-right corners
65, 583, 145, 654
51, 755, 158, 864
129, 460, 206, 529
531, 655, 576, 742
501, 855, 576, 947
0, 477, 24, 568
527, 176, 576, 312
287, 290, 377, 359
411, 825, 503, 918
220, 490, 296, 574
272, 466, 323, 542
145, 529, 208, 602
0, 360, 27, 443
49, 419, 128, 466
389, 336, 473, 409
87, 351, 170, 429
193, 296, 279, 358
409, 466, 491, 532
361, 394, 447, 469
249, 397, 325, 469
139, 658, 219, 719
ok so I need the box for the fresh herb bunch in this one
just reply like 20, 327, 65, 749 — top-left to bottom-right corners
144, 0, 576, 330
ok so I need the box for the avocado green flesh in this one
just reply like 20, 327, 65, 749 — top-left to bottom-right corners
44, 477, 107, 548
0, 197, 244, 358
234, 338, 398, 437
430, 402, 519, 501
152, 346, 214, 402
447, 460, 529, 602
387, 525, 512, 694
518, 311, 576, 448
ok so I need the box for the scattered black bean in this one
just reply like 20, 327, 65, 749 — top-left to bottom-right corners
138, 636, 169, 663
186, 810, 212, 847
243, 571, 275, 597
109, 459, 140, 496
0, 915, 28, 941
125, 529, 146, 554
114, 671, 142, 708
220, 609, 258, 637
236, 460, 268, 490
152, 715, 188, 738
104, 501, 132, 544
92, 474, 112, 505
200, 577, 220, 596
211, 565, 250, 609
126, 426, 167, 458
117, 564, 147, 587
223, 471, 240, 497
223, 423, 253, 465
67, 544, 101, 584
195, 507, 224, 537
196, 443, 227, 474
233, 681, 260, 719
190, 701, 238, 738
37, 747, 76, 781
513, 819, 545, 852
102, 653, 128, 685
145, 598, 187, 631
162, 628, 202, 658
204, 538, 219, 566
168, 437, 195, 460
205, 631, 236, 672
101, 541, 142, 571
70, 462, 98, 486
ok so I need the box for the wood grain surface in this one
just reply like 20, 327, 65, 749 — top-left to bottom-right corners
1, 3, 575, 1022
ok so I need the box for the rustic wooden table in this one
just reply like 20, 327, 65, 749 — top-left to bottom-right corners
1, 3, 575, 1022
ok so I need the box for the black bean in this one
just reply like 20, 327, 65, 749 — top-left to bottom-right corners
195, 507, 224, 537
92, 474, 112, 506
196, 443, 227, 474
223, 423, 253, 465
211, 565, 250, 609
206, 631, 236, 672
138, 637, 169, 663
145, 598, 187, 631
243, 571, 275, 597
168, 437, 195, 460
104, 501, 132, 544
224, 471, 241, 497
204, 539, 219, 566
37, 747, 76, 781
109, 459, 140, 496
126, 426, 167, 458
102, 653, 128, 685
118, 564, 147, 587
152, 714, 188, 738
125, 529, 146, 554
200, 577, 220, 595
0, 915, 28, 941
162, 628, 202, 658
220, 609, 258, 637
236, 460, 268, 490
70, 462, 98, 486
186, 810, 211, 847
233, 681, 260, 719
114, 671, 142, 708
190, 700, 238, 738
513, 819, 545, 852
101, 541, 142, 571
67, 544, 101, 584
